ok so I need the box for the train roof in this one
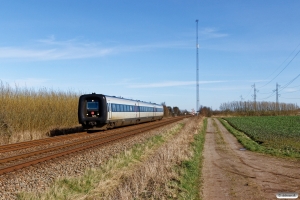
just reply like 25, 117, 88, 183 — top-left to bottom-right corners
82, 93, 162, 106
105, 95, 161, 106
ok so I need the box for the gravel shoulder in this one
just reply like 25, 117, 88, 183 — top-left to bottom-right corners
202, 118, 300, 200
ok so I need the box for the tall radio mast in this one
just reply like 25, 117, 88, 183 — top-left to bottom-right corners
196, 19, 199, 114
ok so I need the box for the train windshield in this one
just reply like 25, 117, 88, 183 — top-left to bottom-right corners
87, 102, 99, 110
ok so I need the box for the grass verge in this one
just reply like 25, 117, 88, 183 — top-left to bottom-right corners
17, 123, 185, 200
176, 117, 207, 200
218, 118, 300, 159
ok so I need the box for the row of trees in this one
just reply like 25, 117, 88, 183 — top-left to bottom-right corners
199, 106, 213, 117
219, 101, 299, 116
161, 100, 299, 118
161, 102, 185, 117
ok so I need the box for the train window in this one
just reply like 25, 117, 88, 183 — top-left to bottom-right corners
87, 102, 98, 110
112, 104, 115, 112
130, 106, 132, 112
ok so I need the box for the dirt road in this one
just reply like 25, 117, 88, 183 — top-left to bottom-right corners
202, 118, 300, 200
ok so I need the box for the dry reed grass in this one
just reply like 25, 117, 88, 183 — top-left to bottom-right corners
0, 81, 79, 145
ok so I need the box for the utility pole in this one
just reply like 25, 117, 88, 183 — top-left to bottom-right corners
274, 83, 280, 110
196, 19, 199, 114
252, 84, 258, 111
240, 95, 244, 101
252, 84, 258, 102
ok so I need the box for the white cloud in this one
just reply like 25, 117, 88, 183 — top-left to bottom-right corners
200, 28, 229, 39
0, 46, 113, 60
0, 37, 191, 61
283, 88, 299, 93
0, 37, 115, 61
128, 80, 227, 88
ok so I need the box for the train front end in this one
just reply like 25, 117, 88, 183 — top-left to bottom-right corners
78, 93, 108, 130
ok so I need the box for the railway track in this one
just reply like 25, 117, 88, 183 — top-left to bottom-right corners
0, 116, 188, 175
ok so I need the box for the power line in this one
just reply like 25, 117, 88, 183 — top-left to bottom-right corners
258, 43, 300, 89
279, 73, 300, 92
259, 90, 276, 100
259, 74, 300, 100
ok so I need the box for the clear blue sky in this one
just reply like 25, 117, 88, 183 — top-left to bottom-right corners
1, 1, 300, 111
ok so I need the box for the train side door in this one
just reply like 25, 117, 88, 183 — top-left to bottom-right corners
135, 103, 140, 118
108, 102, 112, 119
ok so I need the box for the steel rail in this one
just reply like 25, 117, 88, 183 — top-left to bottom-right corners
0, 132, 87, 153
0, 118, 177, 153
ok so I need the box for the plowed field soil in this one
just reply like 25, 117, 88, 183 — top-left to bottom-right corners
202, 118, 300, 200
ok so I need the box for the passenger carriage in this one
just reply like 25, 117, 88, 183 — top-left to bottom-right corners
78, 93, 164, 130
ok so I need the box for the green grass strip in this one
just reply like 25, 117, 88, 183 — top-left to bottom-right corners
178, 118, 207, 200
218, 118, 300, 159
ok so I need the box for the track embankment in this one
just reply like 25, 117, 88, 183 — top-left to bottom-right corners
202, 118, 300, 200
0, 117, 188, 200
